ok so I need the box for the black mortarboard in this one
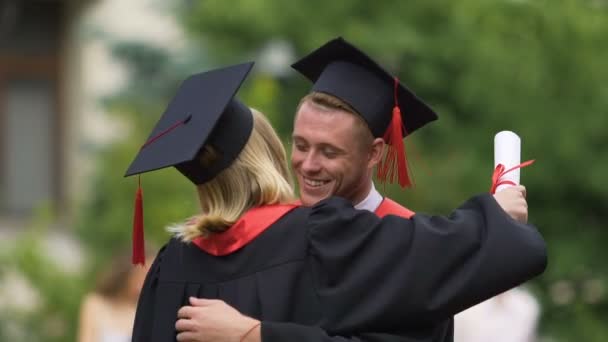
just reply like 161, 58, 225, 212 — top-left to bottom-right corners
125, 61, 254, 184
291, 37, 437, 138
292, 37, 438, 188
124, 62, 254, 265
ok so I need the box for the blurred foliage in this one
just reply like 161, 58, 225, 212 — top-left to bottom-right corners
0, 209, 85, 341
3, 0, 607, 340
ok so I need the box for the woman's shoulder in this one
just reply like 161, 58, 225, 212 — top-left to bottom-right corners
80, 292, 110, 316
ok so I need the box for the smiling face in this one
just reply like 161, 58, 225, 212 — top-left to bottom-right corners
291, 97, 383, 206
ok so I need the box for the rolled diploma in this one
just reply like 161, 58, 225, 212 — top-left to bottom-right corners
494, 131, 521, 192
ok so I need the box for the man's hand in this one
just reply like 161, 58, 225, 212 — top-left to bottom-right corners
493, 185, 528, 223
176, 297, 260, 342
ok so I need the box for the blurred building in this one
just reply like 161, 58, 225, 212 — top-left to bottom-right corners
0, 0, 183, 235
0, 0, 88, 228
0, 2, 184, 338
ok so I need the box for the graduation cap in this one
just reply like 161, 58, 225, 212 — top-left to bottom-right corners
124, 62, 255, 264
291, 37, 438, 188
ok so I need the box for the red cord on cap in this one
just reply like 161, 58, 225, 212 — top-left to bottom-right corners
130, 117, 189, 266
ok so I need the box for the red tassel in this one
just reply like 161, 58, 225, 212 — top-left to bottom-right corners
130, 117, 187, 265
376, 77, 412, 188
132, 176, 145, 265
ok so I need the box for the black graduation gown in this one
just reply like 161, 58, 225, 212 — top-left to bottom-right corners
132, 194, 546, 342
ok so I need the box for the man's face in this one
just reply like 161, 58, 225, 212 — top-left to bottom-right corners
291, 101, 373, 206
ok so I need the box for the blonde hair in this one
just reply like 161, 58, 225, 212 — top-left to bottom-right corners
297, 92, 374, 149
169, 109, 295, 241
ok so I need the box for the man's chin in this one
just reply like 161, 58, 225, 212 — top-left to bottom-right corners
299, 192, 331, 207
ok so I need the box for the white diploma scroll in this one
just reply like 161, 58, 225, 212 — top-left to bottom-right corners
494, 131, 521, 192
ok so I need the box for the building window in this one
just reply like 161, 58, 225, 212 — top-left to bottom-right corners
0, 0, 63, 218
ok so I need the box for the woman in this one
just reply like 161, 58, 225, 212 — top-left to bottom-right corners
77, 250, 153, 342
126, 62, 546, 342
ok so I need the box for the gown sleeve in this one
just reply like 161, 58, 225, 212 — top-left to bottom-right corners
307, 193, 547, 334
131, 244, 166, 342
261, 320, 452, 342
262, 323, 362, 342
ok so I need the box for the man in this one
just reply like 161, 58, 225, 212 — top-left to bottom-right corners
291, 91, 416, 218
173, 37, 540, 342
289, 36, 439, 217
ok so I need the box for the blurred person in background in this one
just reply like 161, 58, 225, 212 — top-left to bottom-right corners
454, 287, 541, 342
77, 249, 154, 342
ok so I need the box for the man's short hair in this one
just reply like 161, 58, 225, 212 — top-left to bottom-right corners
296, 92, 375, 149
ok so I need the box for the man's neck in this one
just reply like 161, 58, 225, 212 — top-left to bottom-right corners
354, 182, 383, 212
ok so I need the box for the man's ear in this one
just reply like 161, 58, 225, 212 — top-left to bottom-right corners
368, 138, 385, 169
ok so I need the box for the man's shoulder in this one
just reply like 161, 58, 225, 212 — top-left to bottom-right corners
375, 197, 415, 219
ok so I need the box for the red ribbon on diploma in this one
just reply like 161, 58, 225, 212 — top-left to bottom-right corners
490, 159, 535, 194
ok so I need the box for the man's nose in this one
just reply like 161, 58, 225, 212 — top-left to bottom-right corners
300, 152, 321, 174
